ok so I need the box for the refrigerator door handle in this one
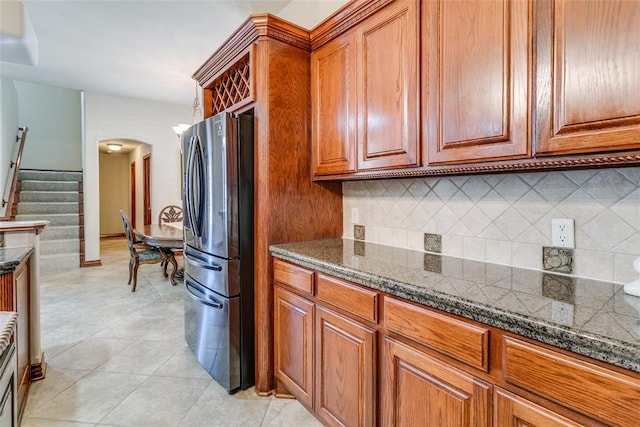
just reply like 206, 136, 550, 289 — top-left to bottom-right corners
185, 280, 224, 309
186, 135, 205, 239
185, 135, 198, 238
185, 253, 223, 271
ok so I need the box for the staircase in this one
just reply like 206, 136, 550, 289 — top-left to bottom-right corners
14, 170, 82, 272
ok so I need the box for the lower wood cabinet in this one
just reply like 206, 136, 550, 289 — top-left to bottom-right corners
381, 337, 491, 427
315, 306, 375, 427
274, 286, 314, 409
494, 388, 584, 427
273, 259, 640, 427
274, 284, 376, 427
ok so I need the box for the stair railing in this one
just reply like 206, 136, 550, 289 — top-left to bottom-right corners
1, 127, 28, 220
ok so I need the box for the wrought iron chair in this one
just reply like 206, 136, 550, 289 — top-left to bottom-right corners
119, 210, 175, 292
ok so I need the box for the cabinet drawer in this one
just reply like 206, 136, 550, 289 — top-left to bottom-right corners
317, 274, 378, 323
273, 259, 314, 296
503, 337, 640, 426
384, 297, 489, 371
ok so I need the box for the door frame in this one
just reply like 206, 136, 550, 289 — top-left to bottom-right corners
143, 154, 151, 225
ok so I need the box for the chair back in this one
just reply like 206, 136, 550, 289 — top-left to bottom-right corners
158, 205, 183, 224
119, 210, 138, 255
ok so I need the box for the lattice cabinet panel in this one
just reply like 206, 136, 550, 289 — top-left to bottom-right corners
208, 53, 252, 115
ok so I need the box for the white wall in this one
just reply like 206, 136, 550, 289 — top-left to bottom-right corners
0, 78, 19, 217
84, 92, 189, 262
14, 80, 82, 170
277, 0, 350, 29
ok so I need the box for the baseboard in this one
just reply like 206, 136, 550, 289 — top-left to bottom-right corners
101, 233, 125, 239
81, 260, 101, 268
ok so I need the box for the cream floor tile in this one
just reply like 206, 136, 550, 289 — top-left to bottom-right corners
40, 333, 88, 360
31, 238, 317, 426
47, 337, 133, 371
20, 418, 96, 427
25, 367, 91, 414
262, 398, 323, 426
153, 347, 212, 379
28, 371, 148, 423
98, 376, 210, 427
96, 339, 179, 375
177, 383, 272, 427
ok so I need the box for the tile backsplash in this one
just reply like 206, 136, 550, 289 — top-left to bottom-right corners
343, 168, 640, 284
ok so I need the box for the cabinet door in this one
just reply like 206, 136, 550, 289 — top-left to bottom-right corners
424, 0, 532, 164
357, 0, 420, 171
382, 337, 491, 427
14, 264, 29, 409
274, 287, 314, 408
312, 32, 357, 176
535, 0, 640, 155
315, 306, 375, 427
495, 388, 585, 426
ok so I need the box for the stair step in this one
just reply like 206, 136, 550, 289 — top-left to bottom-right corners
40, 253, 79, 272
19, 191, 79, 203
19, 170, 82, 182
20, 180, 79, 191
15, 214, 79, 226
40, 239, 79, 254
17, 202, 79, 215
40, 226, 79, 241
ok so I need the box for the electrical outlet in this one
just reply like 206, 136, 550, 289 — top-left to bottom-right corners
351, 207, 359, 224
552, 218, 575, 248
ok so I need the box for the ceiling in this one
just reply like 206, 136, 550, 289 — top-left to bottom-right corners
0, 0, 311, 106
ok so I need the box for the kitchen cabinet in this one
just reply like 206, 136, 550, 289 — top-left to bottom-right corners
274, 286, 314, 408
315, 306, 375, 427
494, 388, 584, 427
193, 15, 343, 393
381, 337, 491, 426
272, 255, 640, 427
273, 261, 377, 427
423, 0, 532, 165
311, 32, 357, 175
311, 0, 640, 179
535, 0, 640, 156
311, 0, 420, 176
0, 257, 31, 422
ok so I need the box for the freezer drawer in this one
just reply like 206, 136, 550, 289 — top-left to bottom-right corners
184, 274, 240, 393
184, 248, 239, 297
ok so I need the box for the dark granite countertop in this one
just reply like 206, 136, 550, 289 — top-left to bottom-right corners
0, 246, 33, 274
270, 238, 640, 373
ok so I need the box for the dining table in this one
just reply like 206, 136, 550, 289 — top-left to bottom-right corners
134, 223, 184, 285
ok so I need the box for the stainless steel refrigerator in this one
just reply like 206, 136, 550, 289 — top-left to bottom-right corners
182, 111, 254, 393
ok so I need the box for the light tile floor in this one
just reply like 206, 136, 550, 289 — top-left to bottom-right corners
22, 238, 321, 427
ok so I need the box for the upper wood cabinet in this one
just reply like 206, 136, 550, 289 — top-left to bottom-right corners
535, 0, 640, 156
424, 0, 532, 165
356, 0, 420, 171
312, 32, 357, 175
311, 0, 420, 176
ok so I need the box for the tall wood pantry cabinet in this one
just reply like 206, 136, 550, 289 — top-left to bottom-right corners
192, 15, 343, 394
